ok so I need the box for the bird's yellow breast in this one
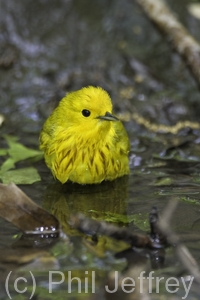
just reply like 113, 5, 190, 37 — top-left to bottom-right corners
39, 86, 130, 184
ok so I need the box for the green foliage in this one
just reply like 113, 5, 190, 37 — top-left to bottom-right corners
89, 210, 150, 231
0, 135, 43, 184
180, 196, 200, 206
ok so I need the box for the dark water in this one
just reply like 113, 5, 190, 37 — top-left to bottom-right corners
0, 0, 200, 299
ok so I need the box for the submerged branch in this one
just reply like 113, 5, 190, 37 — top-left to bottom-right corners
70, 207, 167, 249
136, 0, 200, 87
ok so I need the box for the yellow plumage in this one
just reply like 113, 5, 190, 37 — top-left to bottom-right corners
39, 86, 130, 184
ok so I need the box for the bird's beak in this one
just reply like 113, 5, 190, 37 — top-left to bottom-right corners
98, 112, 119, 121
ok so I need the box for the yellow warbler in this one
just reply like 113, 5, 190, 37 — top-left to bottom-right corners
39, 86, 130, 184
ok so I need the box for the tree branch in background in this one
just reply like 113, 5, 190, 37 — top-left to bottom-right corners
136, 0, 200, 87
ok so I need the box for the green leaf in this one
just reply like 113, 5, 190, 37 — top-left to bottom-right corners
0, 158, 16, 173
0, 149, 7, 156
88, 210, 130, 224
153, 177, 174, 186
131, 213, 150, 231
4, 135, 43, 163
0, 135, 43, 184
0, 167, 41, 184
180, 196, 200, 205
88, 211, 150, 231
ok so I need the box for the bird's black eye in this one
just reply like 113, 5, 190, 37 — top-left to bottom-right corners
82, 109, 91, 117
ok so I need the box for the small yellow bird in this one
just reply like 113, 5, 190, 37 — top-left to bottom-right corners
39, 86, 130, 184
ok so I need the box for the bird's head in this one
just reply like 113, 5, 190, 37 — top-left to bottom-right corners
57, 86, 119, 138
